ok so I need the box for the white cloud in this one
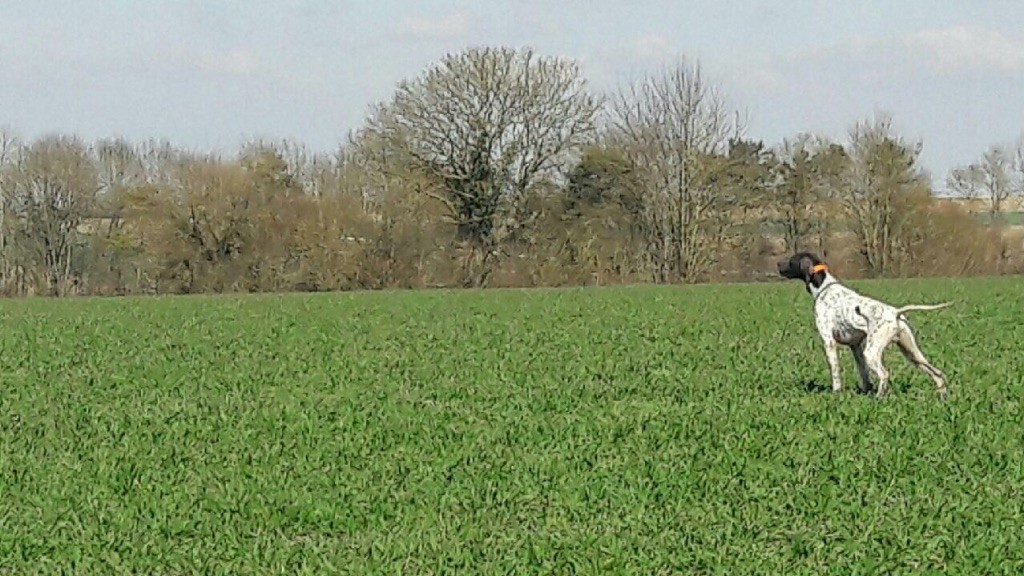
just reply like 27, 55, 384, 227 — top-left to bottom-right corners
903, 26, 1024, 73
788, 26, 1024, 79
716, 24, 1024, 105
393, 12, 471, 41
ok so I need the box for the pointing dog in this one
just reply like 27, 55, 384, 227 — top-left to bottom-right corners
777, 252, 951, 398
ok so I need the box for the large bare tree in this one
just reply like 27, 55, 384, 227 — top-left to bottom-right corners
608, 58, 744, 282
839, 116, 931, 277
4, 135, 98, 295
365, 46, 601, 287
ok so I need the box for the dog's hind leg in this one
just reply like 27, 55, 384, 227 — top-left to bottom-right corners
896, 323, 948, 398
861, 331, 895, 398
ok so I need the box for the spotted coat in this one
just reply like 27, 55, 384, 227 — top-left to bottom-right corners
778, 252, 951, 398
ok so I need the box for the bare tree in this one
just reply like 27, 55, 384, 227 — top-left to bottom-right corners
946, 164, 983, 200
94, 138, 145, 199
5, 135, 98, 295
365, 46, 601, 287
608, 58, 744, 282
0, 129, 22, 291
133, 138, 191, 187
948, 144, 1014, 216
238, 138, 333, 198
1011, 135, 1024, 206
839, 115, 930, 277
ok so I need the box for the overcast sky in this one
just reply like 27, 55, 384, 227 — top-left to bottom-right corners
1, 0, 1022, 189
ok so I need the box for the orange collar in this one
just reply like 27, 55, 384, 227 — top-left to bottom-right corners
810, 264, 828, 274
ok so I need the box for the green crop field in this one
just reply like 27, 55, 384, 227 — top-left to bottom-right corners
1, 277, 1023, 574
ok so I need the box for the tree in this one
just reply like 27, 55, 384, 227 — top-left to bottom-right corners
566, 146, 635, 212
239, 139, 312, 199
0, 129, 21, 292
839, 116, 931, 277
94, 138, 145, 200
1015, 136, 1024, 205
126, 154, 294, 293
86, 138, 148, 294
365, 46, 600, 287
773, 134, 848, 254
946, 164, 983, 201
3, 135, 98, 295
947, 145, 1014, 216
546, 145, 644, 283
608, 58, 744, 282
717, 136, 778, 227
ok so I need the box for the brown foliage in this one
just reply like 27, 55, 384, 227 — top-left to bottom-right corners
901, 201, 1005, 277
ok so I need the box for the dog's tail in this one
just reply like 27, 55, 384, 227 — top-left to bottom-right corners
895, 302, 953, 315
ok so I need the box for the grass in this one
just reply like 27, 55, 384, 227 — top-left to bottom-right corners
974, 210, 1024, 226
1, 277, 1023, 573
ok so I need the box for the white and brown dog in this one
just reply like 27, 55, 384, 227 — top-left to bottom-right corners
777, 252, 951, 398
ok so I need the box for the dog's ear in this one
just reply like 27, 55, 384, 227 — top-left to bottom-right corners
797, 253, 816, 278
779, 251, 823, 281
800, 253, 829, 288
794, 254, 811, 278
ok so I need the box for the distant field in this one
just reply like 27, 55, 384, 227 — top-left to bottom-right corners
1, 278, 1023, 573
974, 211, 1024, 226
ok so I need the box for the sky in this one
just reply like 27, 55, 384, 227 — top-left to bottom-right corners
1, 0, 1023, 190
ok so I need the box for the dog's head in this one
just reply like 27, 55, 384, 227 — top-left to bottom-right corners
777, 252, 829, 288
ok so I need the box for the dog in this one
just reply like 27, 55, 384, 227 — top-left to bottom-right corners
777, 252, 951, 398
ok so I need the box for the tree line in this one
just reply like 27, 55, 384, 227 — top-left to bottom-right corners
1, 46, 1022, 297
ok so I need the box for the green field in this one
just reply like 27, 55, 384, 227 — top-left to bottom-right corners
1, 277, 1023, 574
974, 210, 1024, 226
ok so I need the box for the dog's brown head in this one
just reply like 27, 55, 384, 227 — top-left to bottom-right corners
777, 252, 830, 290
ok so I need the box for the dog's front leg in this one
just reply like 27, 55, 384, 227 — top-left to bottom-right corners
822, 338, 843, 392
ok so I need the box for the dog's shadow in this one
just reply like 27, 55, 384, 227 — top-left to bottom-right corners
801, 379, 876, 396
802, 379, 830, 394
